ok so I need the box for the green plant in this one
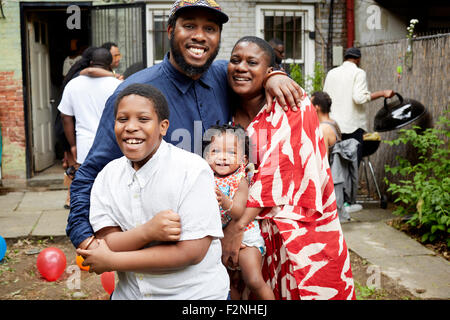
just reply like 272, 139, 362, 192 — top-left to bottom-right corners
289, 62, 325, 93
384, 114, 450, 246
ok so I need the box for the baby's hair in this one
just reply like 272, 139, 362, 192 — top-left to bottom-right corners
232, 36, 277, 69
203, 123, 250, 159
311, 91, 333, 114
114, 83, 170, 122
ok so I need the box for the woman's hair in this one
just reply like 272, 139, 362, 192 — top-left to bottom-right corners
114, 83, 170, 122
232, 36, 277, 69
311, 91, 333, 114
62, 46, 98, 89
203, 123, 250, 159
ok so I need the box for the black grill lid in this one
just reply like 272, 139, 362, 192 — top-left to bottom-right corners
374, 93, 426, 132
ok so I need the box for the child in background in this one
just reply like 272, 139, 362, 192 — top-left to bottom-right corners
311, 91, 342, 158
77, 83, 229, 300
204, 124, 274, 300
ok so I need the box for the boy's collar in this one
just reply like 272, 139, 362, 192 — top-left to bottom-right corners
126, 140, 168, 187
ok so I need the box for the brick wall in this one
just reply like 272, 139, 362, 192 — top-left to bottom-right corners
315, 0, 348, 71
0, 1, 27, 184
217, 0, 255, 61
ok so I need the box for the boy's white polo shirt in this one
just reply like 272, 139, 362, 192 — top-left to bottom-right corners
89, 141, 229, 299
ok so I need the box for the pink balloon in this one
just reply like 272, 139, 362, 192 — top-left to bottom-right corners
101, 271, 115, 295
36, 247, 67, 281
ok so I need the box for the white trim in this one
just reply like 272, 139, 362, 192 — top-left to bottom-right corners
146, 3, 171, 66
255, 3, 315, 78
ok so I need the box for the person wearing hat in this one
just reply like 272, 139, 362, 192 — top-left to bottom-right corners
68, 0, 304, 294
323, 47, 394, 213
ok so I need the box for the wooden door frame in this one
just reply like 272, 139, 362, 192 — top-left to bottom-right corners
19, 2, 92, 178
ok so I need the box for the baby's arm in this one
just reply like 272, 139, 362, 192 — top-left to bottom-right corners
77, 236, 211, 274
216, 178, 249, 221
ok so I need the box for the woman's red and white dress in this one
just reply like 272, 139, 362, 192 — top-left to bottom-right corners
246, 96, 356, 300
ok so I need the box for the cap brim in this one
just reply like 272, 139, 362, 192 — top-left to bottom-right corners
174, 5, 229, 24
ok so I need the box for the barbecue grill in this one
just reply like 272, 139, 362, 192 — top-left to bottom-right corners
359, 93, 426, 208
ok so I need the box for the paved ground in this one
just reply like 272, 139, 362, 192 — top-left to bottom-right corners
0, 189, 449, 299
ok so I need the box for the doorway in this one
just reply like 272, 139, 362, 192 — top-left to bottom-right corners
21, 2, 91, 178
20, 2, 146, 179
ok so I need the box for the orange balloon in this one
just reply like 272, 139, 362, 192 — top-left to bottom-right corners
76, 255, 90, 271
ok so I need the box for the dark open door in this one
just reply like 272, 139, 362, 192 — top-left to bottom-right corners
90, 2, 146, 78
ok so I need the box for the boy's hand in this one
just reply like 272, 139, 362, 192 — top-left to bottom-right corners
144, 210, 181, 242
76, 239, 114, 274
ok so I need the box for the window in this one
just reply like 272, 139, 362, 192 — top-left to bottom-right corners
256, 4, 315, 78
146, 4, 171, 66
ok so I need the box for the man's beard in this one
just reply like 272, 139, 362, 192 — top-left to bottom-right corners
170, 30, 220, 78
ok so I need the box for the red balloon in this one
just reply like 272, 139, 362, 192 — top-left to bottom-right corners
101, 271, 115, 295
36, 247, 67, 281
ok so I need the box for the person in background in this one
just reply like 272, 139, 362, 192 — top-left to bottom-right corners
269, 38, 285, 71
101, 42, 124, 80
323, 47, 394, 213
58, 48, 121, 204
58, 46, 98, 209
311, 91, 341, 157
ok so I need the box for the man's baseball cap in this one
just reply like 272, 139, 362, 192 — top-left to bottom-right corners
344, 47, 362, 59
169, 0, 229, 24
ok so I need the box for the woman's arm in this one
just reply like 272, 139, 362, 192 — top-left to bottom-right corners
77, 236, 212, 274
221, 206, 262, 268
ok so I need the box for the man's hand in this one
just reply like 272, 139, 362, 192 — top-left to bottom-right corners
383, 90, 395, 98
265, 74, 305, 112
76, 239, 114, 274
143, 210, 181, 242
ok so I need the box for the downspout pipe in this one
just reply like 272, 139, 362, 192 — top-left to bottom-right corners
327, 0, 334, 70
346, 0, 355, 48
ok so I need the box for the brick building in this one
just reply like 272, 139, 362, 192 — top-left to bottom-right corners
0, 0, 414, 187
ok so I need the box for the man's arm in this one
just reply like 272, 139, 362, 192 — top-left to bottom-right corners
67, 92, 123, 249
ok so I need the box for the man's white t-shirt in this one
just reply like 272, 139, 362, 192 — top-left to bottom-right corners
57, 75, 121, 164
89, 141, 230, 300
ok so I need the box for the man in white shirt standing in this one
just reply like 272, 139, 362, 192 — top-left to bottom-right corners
58, 48, 122, 166
323, 47, 394, 212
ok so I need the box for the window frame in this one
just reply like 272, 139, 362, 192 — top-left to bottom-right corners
255, 3, 315, 77
146, 3, 171, 66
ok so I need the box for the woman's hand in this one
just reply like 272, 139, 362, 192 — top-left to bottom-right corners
76, 239, 115, 274
264, 73, 305, 112
221, 220, 244, 269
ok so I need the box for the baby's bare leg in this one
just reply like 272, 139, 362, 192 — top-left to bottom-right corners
239, 247, 275, 300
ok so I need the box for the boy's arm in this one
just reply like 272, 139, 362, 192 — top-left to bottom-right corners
77, 236, 212, 274
92, 210, 181, 252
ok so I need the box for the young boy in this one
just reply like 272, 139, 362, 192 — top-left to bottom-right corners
77, 83, 229, 300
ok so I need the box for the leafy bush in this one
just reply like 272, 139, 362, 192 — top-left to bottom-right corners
384, 114, 450, 246
290, 62, 325, 93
